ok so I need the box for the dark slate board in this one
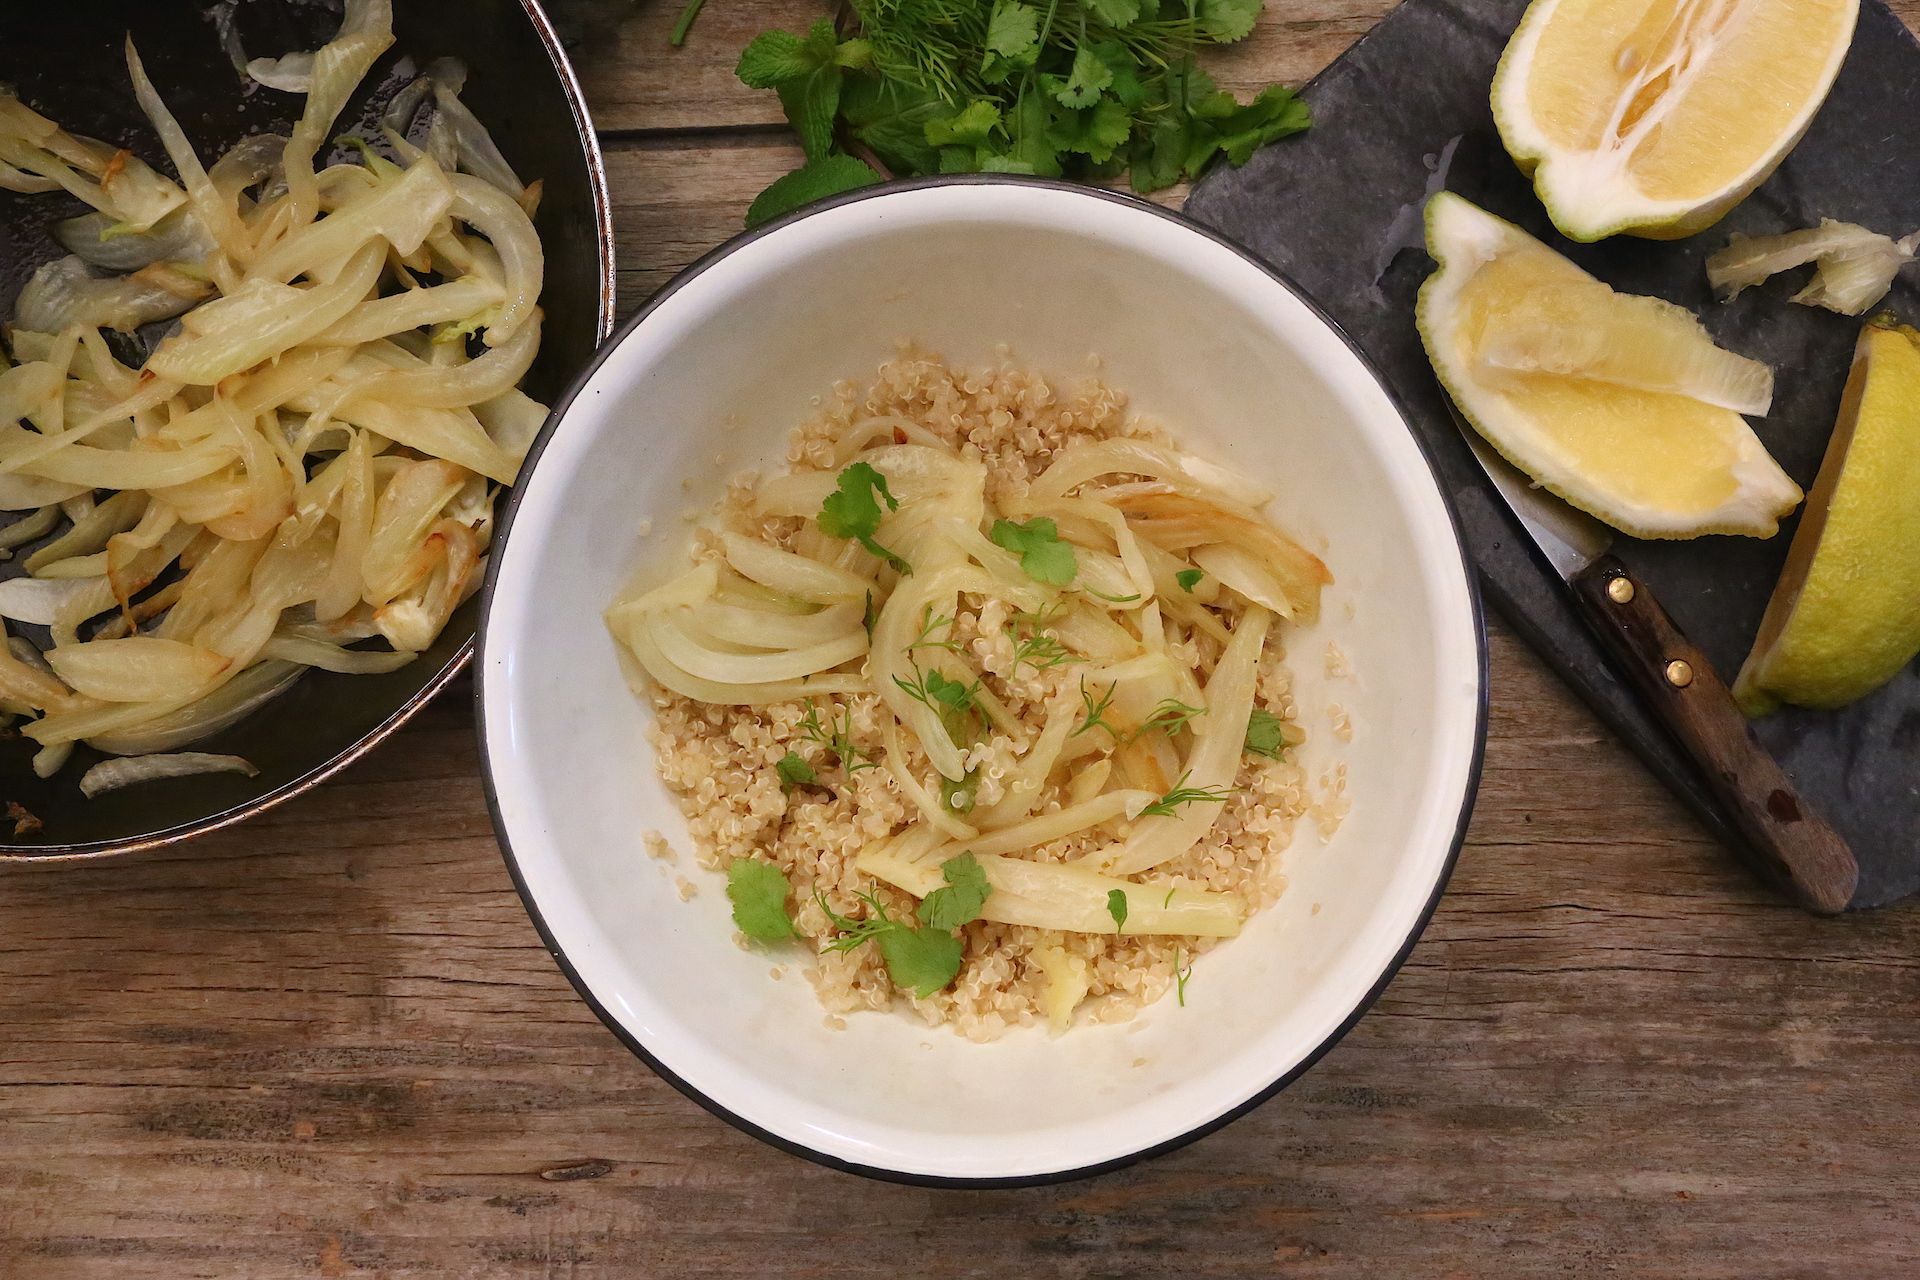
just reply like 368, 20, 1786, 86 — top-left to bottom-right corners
1187, 0, 1920, 909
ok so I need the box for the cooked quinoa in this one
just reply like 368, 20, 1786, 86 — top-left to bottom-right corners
631, 350, 1338, 1040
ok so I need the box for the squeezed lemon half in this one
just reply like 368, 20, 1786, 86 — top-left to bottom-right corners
1734, 318, 1920, 715
1417, 193, 1802, 539
1492, 0, 1859, 242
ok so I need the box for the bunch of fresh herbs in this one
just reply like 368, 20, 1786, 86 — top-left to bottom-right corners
731, 0, 1311, 226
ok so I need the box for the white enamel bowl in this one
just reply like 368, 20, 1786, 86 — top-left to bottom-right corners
477, 178, 1485, 1186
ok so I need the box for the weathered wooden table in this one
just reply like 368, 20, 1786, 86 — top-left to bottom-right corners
6, 4, 1920, 1275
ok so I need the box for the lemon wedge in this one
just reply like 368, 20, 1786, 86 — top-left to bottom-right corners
1418, 193, 1802, 539
1492, 0, 1859, 242
1475, 274, 1774, 415
1734, 318, 1920, 715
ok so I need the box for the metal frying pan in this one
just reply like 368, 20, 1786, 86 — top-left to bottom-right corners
0, 0, 614, 861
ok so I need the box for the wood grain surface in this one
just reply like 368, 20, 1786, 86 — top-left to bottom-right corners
7, 2, 1920, 1276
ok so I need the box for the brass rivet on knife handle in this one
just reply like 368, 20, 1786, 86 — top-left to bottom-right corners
1572, 555, 1859, 915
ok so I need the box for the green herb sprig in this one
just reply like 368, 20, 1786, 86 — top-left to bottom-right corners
1129, 697, 1204, 742
734, 0, 1310, 227
907, 607, 964, 654
798, 700, 879, 774
818, 462, 911, 575
1072, 675, 1119, 740
816, 853, 993, 996
1008, 604, 1078, 673
1138, 771, 1233, 818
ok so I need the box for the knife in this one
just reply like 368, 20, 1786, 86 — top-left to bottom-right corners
1444, 399, 1859, 915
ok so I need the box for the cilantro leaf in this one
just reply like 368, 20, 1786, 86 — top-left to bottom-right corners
1005, 88, 1063, 177
917, 852, 992, 929
1087, 0, 1143, 27
1244, 708, 1289, 760
1047, 98, 1132, 164
775, 750, 817, 792
817, 461, 911, 573
926, 99, 1002, 147
1106, 888, 1129, 930
1189, 85, 1311, 174
1093, 41, 1147, 110
745, 154, 881, 229
726, 859, 797, 940
923, 670, 976, 711
1197, 0, 1261, 41
986, 0, 1042, 60
1054, 45, 1113, 109
876, 923, 965, 998
1130, 113, 1192, 194
990, 516, 1077, 586
1176, 568, 1204, 591
817, 890, 966, 996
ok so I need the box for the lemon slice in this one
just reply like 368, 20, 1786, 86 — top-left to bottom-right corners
1734, 318, 1920, 715
1418, 193, 1802, 539
1492, 0, 1859, 242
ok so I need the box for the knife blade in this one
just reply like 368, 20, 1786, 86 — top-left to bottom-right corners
1442, 397, 1858, 915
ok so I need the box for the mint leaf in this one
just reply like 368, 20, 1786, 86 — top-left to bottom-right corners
736, 31, 813, 87
843, 76, 945, 174
745, 154, 882, 228
1176, 568, 1204, 591
778, 66, 844, 161
727, 859, 797, 940
990, 516, 1077, 586
1106, 888, 1129, 930
877, 924, 965, 997
917, 852, 992, 929
1054, 45, 1112, 109
833, 39, 874, 69
1245, 708, 1288, 760
775, 750, 816, 791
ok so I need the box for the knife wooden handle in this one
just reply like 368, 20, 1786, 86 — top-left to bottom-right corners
1569, 555, 1858, 915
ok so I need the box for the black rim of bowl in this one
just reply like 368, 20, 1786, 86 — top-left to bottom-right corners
475, 173, 1490, 1189
4, 0, 616, 864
